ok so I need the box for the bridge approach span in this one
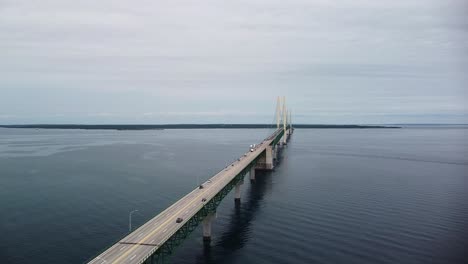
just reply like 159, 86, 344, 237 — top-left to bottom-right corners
88, 126, 291, 264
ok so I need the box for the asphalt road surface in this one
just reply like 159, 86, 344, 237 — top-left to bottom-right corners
88, 129, 281, 264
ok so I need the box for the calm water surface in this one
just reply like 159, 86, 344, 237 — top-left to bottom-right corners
0, 128, 466, 264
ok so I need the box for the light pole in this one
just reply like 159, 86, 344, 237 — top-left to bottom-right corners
129, 209, 139, 232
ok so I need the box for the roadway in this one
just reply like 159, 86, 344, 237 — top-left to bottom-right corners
88, 128, 281, 264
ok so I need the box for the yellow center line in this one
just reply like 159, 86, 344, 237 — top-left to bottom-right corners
112, 189, 213, 262
111, 163, 243, 261
111, 144, 268, 263
94, 186, 202, 261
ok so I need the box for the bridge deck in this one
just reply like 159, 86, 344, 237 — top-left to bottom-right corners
89, 129, 282, 264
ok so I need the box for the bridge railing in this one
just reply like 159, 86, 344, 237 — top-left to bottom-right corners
87, 128, 285, 264
144, 156, 262, 263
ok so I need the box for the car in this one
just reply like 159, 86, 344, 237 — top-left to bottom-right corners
176, 217, 183, 223
202, 198, 207, 202
199, 184, 204, 189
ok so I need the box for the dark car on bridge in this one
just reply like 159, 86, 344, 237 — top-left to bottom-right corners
176, 217, 183, 223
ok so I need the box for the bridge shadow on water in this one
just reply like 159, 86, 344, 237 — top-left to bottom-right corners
169, 146, 287, 264
195, 169, 274, 264
188, 148, 287, 264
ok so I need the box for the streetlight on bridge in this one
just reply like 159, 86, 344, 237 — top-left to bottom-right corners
129, 209, 139, 232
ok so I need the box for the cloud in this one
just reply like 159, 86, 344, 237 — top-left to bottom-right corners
0, 0, 467, 124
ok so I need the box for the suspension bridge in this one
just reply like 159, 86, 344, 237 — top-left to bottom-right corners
88, 97, 293, 264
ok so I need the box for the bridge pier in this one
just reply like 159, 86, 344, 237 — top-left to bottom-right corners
250, 166, 255, 181
202, 212, 217, 243
265, 145, 274, 170
234, 179, 244, 204
254, 145, 275, 170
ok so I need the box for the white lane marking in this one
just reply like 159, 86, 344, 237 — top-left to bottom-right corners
162, 228, 167, 233
130, 254, 137, 260
150, 239, 155, 243
137, 233, 143, 238
104, 141, 272, 260
185, 210, 189, 214
119, 246, 127, 251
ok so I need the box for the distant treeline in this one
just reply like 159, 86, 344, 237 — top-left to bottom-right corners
0, 124, 400, 130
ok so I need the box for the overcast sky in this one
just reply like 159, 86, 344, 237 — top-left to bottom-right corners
1, 0, 467, 124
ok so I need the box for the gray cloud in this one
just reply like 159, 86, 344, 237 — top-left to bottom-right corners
0, 0, 467, 124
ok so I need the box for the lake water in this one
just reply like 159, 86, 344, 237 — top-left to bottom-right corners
0, 127, 466, 264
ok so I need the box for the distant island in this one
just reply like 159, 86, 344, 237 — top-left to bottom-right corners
0, 124, 400, 130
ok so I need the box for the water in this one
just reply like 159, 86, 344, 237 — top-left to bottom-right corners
0, 128, 466, 264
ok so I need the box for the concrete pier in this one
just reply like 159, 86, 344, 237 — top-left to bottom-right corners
250, 166, 255, 181
203, 213, 217, 242
254, 145, 274, 171
234, 179, 244, 203
265, 145, 274, 170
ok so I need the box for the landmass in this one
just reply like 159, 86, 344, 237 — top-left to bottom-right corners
0, 124, 400, 130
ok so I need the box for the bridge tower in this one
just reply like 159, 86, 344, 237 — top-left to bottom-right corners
289, 109, 293, 137
274, 96, 282, 162
282, 96, 288, 145
290, 110, 292, 130
276, 96, 282, 129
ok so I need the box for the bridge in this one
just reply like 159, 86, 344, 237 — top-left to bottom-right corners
88, 97, 293, 264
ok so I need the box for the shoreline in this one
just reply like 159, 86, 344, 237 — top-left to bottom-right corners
0, 124, 401, 130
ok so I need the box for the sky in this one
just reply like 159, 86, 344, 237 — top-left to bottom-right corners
1, 0, 467, 124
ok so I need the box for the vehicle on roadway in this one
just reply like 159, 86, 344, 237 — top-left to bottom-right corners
202, 198, 207, 202
199, 184, 204, 189
176, 217, 183, 223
